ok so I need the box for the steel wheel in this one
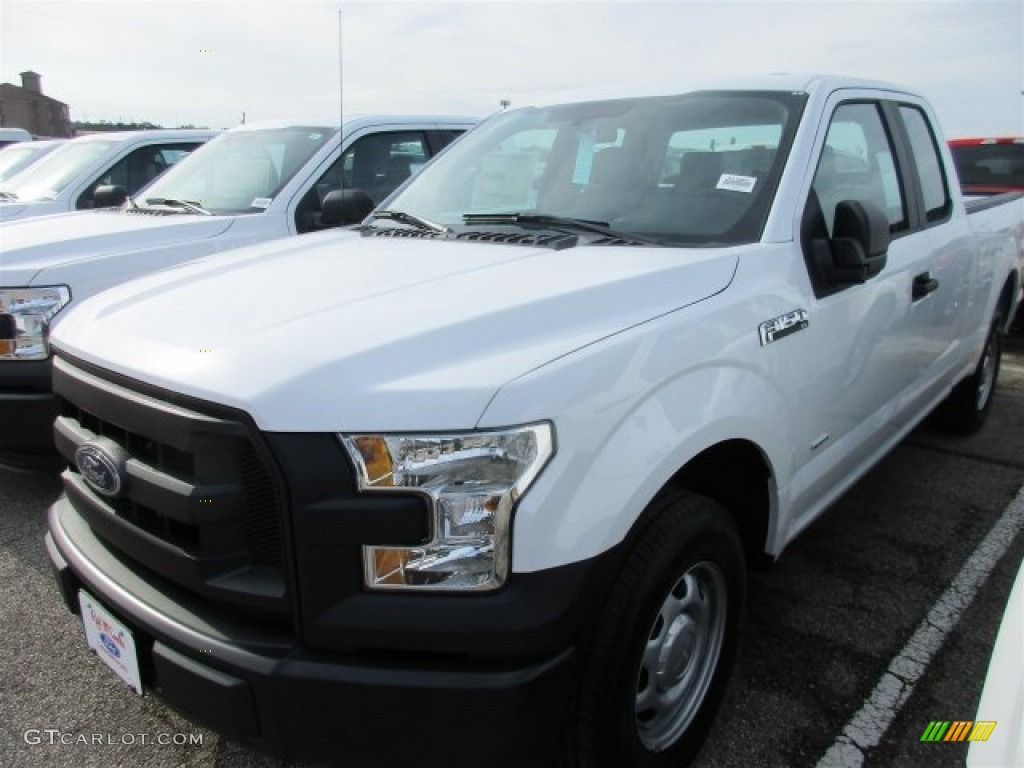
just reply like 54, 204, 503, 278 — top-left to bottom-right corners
975, 329, 998, 411
635, 561, 727, 751
571, 490, 745, 768
937, 308, 1002, 434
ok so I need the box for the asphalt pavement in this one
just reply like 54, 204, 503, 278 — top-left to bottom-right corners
3, 340, 1024, 768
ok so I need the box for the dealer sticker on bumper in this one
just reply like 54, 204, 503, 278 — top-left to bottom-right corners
78, 591, 143, 695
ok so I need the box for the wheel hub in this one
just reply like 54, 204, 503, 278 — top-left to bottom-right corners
656, 615, 698, 688
635, 561, 728, 751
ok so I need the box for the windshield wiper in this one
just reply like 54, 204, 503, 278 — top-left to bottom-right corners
145, 197, 212, 216
371, 209, 449, 234
461, 212, 663, 244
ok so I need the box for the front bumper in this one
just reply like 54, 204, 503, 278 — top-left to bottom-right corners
0, 359, 59, 466
47, 494, 578, 766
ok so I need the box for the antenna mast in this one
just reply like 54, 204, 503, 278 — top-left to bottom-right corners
338, 8, 344, 191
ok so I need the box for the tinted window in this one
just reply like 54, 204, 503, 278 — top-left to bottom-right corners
296, 130, 436, 233
949, 142, 1024, 190
900, 106, 951, 222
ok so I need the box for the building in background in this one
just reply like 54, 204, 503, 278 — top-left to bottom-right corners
0, 71, 72, 138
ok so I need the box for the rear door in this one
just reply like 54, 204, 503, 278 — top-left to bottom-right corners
890, 101, 969, 390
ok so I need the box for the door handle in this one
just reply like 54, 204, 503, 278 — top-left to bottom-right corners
912, 272, 939, 301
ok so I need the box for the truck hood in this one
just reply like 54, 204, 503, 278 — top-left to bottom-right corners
53, 234, 739, 431
0, 211, 234, 285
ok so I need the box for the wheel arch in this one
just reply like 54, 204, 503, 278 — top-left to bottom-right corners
659, 439, 776, 569
998, 270, 1017, 333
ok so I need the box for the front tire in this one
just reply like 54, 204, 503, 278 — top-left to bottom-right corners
937, 310, 1003, 434
571, 491, 746, 768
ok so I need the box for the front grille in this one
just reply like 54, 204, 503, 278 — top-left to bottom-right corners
52, 354, 288, 617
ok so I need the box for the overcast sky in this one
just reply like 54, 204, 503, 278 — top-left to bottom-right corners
1, 0, 1021, 137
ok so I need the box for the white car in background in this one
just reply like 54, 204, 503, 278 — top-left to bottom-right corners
0, 139, 66, 183
968, 559, 1024, 767
0, 129, 214, 220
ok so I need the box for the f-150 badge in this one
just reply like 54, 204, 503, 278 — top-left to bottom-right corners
758, 309, 809, 346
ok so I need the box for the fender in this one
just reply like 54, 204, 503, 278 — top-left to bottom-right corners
481, 309, 794, 574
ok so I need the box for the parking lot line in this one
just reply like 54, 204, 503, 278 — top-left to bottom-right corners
816, 485, 1024, 768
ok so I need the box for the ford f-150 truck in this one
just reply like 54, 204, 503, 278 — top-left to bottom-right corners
44, 75, 1022, 768
0, 129, 215, 221
0, 115, 474, 465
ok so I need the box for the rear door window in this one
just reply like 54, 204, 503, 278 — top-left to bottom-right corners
899, 106, 951, 223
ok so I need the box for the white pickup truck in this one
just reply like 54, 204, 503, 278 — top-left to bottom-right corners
44, 75, 1022, 768
0, 129, 215, 221
0, 115, 474, 464
0, 138, 66, 183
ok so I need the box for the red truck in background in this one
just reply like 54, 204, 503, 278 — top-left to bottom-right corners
949, 137, 1024, 195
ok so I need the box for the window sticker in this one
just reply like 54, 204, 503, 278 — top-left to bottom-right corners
716, 174, 757, 193
250, 197, 272, 208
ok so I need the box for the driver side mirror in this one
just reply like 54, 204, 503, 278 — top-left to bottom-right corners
806, 198, 888, 290
91, 184, 128, 209
321, 188, 375, 228
825, 199, 890, 284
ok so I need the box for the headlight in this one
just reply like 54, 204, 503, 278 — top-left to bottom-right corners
0, 286, 71, 360
341, 423, 554, 592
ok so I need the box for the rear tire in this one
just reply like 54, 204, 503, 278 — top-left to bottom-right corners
937, 310, 1003, 434
570, 490, 745, 768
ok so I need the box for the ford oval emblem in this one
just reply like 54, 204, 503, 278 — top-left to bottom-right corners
75, 440, 126, 498
100, 633, 121, 658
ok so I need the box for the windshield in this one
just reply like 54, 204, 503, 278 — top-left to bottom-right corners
387, 91, 805, 245
0, 143, 59, 182
139, 126, 335, 214
0, 140, 116, 201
